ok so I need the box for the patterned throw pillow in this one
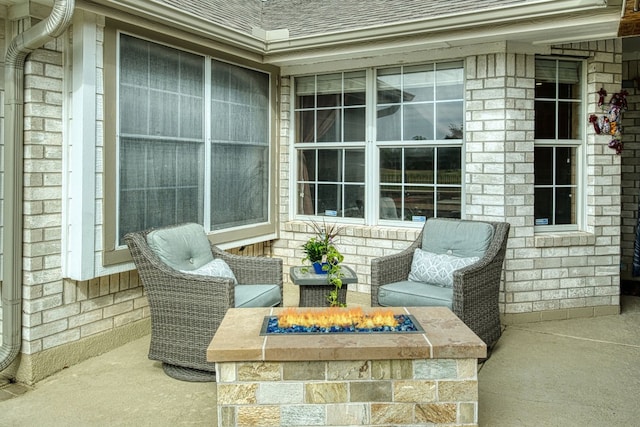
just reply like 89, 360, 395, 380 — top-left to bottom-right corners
408, 248, 480, 288
180, 259, 237, 284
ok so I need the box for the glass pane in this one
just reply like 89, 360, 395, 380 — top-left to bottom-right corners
435, 65, 463, 100
318, 149, 341, 182
380, 148, 402, 184
119, 137, 204, 244
380, 187, 401, 220
403, 64, 434, 102
405, 186, 434, 220
149, 43, 180, 91
534, 187, 553, 225
404, 104, 434, 141
297, 182, 316, 215
295, 76, 315, 108
296, 110, 315, 143
317, 109, 341, 143
211, 145, 268, 230
534, 100, 556, 139
555, 147, 574, 185
344, 70, 366, 106
377, 68, 402, 104
344, 107, 365, 142
437, 147, 462, 184
405, 147, 434, 184
534, 147, 553, 185
557, 61, 581, 99
181, 95, 203, 140
555, 187, 575, 225
436, 102, 463, 139
344, 150, 365, 182
149, 90, 180, 137
343, 185, 365, 218
317, 74, 342, 108
120, 86, 149, 135
119, 35, 149, 87
376, 106, 401, 141
298, 150, 316, 182
437, 187, 461, 218
558, 101, 581, 139
317, 184, 341, 215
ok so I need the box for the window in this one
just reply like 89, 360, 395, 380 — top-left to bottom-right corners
105, 30, 276, 261
294, 62, 464, 224
534, 59, 583, 229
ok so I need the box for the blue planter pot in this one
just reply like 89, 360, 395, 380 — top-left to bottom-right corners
312, 262, 328, 274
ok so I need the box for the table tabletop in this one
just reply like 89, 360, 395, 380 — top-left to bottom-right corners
289, 265, 358, 286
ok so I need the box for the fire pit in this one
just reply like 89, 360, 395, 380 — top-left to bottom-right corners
208, 307, 485, 427
261, 307, 423, 335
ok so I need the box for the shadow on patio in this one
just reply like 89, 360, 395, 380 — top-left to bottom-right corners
0, 292, 638, 426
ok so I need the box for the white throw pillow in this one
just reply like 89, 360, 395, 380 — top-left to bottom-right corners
180, 259, 237, 284
408, 248, 479, 288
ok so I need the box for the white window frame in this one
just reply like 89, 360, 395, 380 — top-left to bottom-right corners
103, 25, 278, 266
534, 57, 586, 233
290, 62, 465, 228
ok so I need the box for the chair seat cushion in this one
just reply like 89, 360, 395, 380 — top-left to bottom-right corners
147, 223, 214, 271
377, 280, 453, 308
235, 284, 282, 308
408, 248, 479, 288
422, 218, 494, 258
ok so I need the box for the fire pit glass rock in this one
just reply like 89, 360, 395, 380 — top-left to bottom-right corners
260, 307, 424, 335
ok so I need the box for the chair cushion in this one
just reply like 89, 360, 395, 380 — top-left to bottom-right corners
377, 281, 453, 308
422, 218, 494, 258
146, 223, 214, 271
235, 284, 281, 308
179, 259, 238, 284
408, 248, 479, 288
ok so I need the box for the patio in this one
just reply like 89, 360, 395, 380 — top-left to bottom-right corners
1, 290, 639, 426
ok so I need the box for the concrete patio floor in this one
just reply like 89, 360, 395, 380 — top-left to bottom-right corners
0, 288, 639, 426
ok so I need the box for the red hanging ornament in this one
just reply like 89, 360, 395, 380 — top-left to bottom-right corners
597, 88, 607, 106
589, 114, 601, 134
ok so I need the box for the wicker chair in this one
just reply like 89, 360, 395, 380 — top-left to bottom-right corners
371, 218, 510, 350
125, 223, 283, 382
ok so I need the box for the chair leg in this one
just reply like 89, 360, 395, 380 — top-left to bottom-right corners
162, 363, 217, 382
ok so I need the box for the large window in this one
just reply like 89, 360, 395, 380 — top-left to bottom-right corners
534, 58, 583, 229
112, 33, 273, 249
294, 62, 464, 224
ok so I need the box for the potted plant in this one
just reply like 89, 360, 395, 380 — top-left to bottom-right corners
301, 221, 346, 307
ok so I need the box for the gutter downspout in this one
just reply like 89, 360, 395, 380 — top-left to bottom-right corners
0, 0, 74, 372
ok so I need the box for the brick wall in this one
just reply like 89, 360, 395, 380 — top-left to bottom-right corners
620, 59, 640, 283
274, 40, 622, 322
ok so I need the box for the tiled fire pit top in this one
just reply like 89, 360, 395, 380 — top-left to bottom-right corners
207, 306, 486, 363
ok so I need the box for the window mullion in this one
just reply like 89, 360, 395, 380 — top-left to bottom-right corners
203, 57, 212, 231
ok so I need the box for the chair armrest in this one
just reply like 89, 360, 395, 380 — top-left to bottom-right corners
370, 239, 421, 306
211, 244, 283, 285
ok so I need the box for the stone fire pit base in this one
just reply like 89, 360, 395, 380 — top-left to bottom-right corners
209, 307, 485, 427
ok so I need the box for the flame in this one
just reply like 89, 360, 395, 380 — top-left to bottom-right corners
277, 307, 398, 329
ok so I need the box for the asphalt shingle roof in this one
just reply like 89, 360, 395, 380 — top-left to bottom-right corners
155, 0, 533, 38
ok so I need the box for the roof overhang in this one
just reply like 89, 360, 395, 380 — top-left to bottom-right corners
77, 0, 623, 67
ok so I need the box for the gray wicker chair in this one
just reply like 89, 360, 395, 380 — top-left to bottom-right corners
125, 223, 283, 382
371, 218, 510, 350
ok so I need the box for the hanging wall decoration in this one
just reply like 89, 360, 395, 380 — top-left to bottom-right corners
589, 88, 628, 154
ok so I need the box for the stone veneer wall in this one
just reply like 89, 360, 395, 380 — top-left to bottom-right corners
274, 39, 622, 323
216, 359, 479, 427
